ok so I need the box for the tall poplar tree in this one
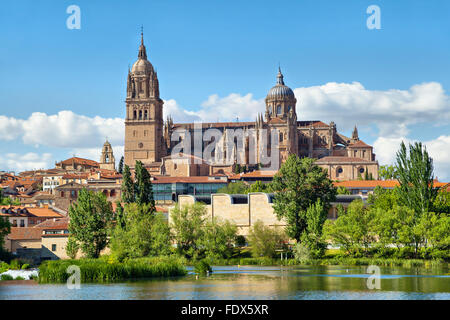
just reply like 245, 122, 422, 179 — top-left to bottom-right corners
395, 141, 437, 216
134, 160, 155, 210
121, 164, 134, 204
118, 156, 124, 174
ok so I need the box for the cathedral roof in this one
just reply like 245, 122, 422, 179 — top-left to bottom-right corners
348, 140, 372, 148
315, 156, 374, 163
266, 68, 295, 100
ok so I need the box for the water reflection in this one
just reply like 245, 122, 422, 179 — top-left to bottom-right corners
0, 266, 448, 300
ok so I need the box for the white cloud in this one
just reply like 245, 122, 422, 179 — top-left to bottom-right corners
295, 81, 450, 137
70, 146, 124, 165
373, 136, 450, 181
0, 152, 53, 173
163, 94, 264, 123
0, 111, 124, 148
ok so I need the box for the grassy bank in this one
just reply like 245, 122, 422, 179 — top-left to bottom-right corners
38, 256, 187, 283
200, 256, 448, 268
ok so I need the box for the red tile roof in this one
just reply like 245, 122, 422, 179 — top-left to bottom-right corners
334, 180, 449, 189
151, 176, 227, 184
57, 157, 99, 167
297, 120, 329, 128
316, 156, 372, 163
348, 140, 372, 148
34, 217, 69, 230
7, 227, 43, 240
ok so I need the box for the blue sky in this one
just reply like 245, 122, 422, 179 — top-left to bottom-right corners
0, 0, 449, 179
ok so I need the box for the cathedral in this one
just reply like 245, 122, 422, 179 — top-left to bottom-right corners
124, 34, 379, 181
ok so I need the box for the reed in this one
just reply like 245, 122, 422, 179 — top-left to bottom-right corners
38, 256, 187, 284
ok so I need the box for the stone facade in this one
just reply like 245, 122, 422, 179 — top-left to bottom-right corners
124, 35, 378, 180
172, 193, 364, 237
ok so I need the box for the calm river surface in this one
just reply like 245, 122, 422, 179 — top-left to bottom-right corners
0, 265, 449, 300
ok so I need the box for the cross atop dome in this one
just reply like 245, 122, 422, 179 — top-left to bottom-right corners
138, 26, 147, 60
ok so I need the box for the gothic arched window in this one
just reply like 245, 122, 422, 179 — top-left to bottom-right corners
277, 105, 282, 114
133, 110, 137, 119
144, 110, 148, 120
139, 110, 142, 120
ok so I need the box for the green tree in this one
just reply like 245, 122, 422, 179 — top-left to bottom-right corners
395, 141, 437, 216
199, 218, 237, 259
324, 199, 375, 256
301, 199, 328, 258
336, 186, 350, 195
271, 155, 336, 242
110, 203, 171, 259
247, 220, 287, 258
134, 160, 155, 209
379, 165, 398, 180
433, 190, 450, 214
0, 215, 11, 249
170, 203, 207, 259
217, 181, 249, 194
114, 200, 126, 229
68, 189, 114, 258
65, 237, 79, 259
121, 164, 134, 204
248, 181, 271, 193
118, 156, 124, 174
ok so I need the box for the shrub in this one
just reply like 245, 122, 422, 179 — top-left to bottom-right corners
293, 243, 311, 264
21, 263, 30, 270
9, 259, 21, 270
14, 276, 25, 280
0, 274, 14, 281
247, 220, 287, 258
0, 261, 10, 273
194, 260, 212, 275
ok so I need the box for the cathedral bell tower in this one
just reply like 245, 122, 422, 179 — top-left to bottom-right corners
124, 31, 165, 168
264, 68, 298, 164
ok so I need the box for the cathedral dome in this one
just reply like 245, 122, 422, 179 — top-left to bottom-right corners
266, 68, 295, 100
131, 58, 154, 74
131, 31, 154, 74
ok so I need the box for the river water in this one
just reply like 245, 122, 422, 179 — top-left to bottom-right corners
0, 265, 449, 300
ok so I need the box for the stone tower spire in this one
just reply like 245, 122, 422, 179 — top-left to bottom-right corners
277, 66, 285, 85
352, 125, 359, 141
100, 140, 116, 171
138, 27, 147, 60
124, 31, 165, 168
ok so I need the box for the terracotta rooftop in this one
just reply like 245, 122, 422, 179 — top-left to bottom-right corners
57, 157, 99, 167
34, 217, 69, 230
297, 120, 329, 128
348, 140, 372, 148
1, 206, 65, 218
27, 207, 62, 218
151, 176, 228, 184
7, 227, 43, 241
63, 173, 89, 179
229, 170, 278, 180
334, 180, 450, 189
315, 156, 372, 163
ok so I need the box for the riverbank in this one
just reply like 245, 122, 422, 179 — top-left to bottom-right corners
201, 256, 449, 268
38, 256, 187, 283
